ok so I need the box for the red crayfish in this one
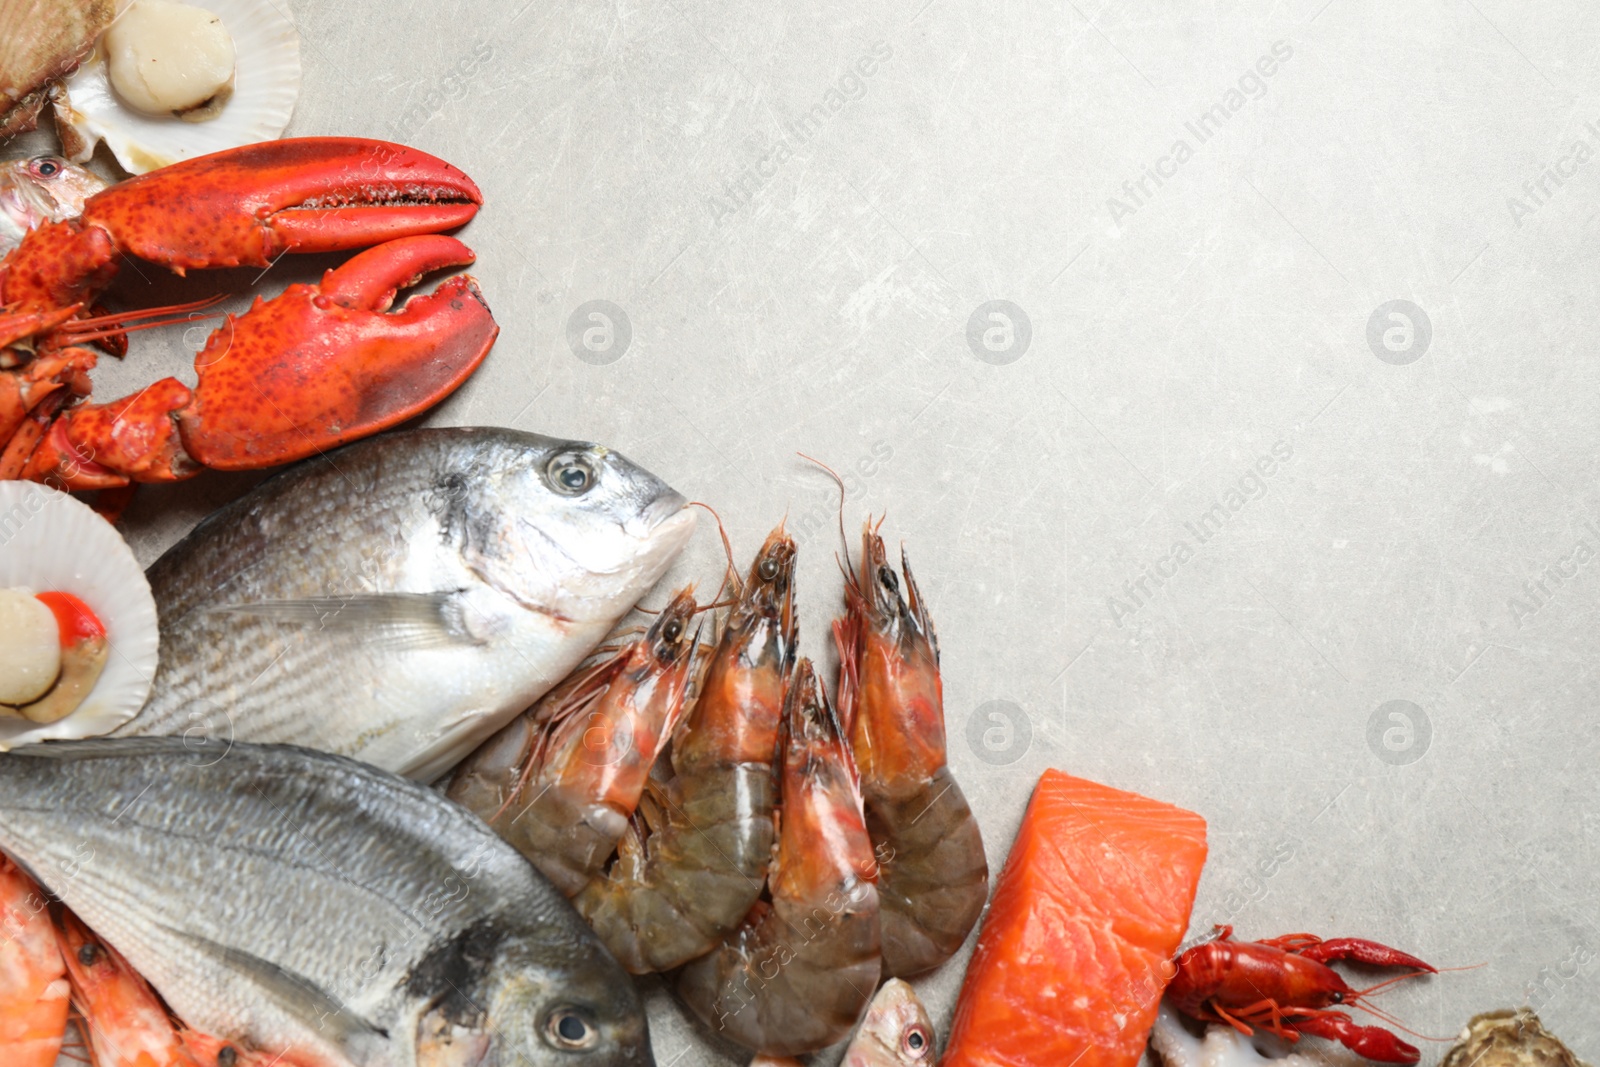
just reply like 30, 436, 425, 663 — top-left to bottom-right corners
1167, 925, 1437, 1064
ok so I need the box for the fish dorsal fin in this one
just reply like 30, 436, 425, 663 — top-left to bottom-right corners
206, 592, 481, 651
165, 926, 389, 1060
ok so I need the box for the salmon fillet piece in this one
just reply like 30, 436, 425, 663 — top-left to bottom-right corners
943, 769, 1208, 1067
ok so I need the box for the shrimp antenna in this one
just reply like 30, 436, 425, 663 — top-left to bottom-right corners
690, 500, 739, 600
634, 585, 700, 618
489, 658, 618, 821
58, 1017, 91, 1065
796, 452, 855, 582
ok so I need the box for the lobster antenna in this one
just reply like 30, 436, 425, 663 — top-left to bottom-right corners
58, 294, 229, 345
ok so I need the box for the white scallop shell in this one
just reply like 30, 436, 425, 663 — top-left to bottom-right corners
0, 483, 158, 747
54, 0, 300, 174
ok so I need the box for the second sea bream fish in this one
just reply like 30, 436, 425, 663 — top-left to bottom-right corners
0, 737, 655, 1066
0, 154, 106, 256
113, 426, 696, 781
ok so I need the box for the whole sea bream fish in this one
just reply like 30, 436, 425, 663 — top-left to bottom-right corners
0, 737, 655, 1066
113, 427, 696, 782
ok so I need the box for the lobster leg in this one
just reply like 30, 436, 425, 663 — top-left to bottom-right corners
1294, 1013, 1421, 1065
24, 377, 193, 487
1260, 934, 1436, 973
0, 305, 83, 353
0, 393, 64, 479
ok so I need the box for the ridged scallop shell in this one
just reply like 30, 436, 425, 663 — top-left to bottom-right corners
0, 0, 114, 135
0, 483, 158, 747
52, 0, 299, 174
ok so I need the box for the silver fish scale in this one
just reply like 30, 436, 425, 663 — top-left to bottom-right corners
110, 427, 693, 782
0, 740, 602, 1063
129, 438, 452, 739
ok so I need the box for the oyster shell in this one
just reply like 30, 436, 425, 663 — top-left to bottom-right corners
52, 0, 298, 174
0, 0, 114, 136
1441, 1010, 1591, 1067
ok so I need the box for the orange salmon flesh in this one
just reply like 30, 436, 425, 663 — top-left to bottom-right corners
943, 769, 1208, 1067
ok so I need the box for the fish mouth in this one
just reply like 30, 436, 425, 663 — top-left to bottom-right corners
638, 489, 690, 533
630, 493, 696, 554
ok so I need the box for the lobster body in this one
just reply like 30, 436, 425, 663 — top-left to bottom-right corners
1167, 926, 1436, 1065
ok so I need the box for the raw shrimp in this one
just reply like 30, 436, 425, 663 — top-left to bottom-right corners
675, 658, 882, 1055
573, 526, 797, 974
0, 856, 69, 1067
447, 587, 700, 896
56, 909, 203, 1066
834, 523, 987, 978
57, 910, 279, 1066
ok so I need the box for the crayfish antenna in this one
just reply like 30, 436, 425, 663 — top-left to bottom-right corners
1345, 972, 1454, 1046
1353, 967, 1437, 1001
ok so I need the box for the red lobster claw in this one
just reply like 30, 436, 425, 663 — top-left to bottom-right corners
1295, 1013, 1421, 1065
79, 138, 483, 271
31, 236, 496, 482
177, 234, 496, 469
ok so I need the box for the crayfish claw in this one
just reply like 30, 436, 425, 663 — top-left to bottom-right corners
1293, 936, 1436, 974
1295, 1014, 1421, 1065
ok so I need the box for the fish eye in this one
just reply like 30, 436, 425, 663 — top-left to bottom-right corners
903, 1024, 931, 1058
28, 156, 64, 179
543, 1007, 598, 1050
545, 453, 595, 496
758, 556, 780, 581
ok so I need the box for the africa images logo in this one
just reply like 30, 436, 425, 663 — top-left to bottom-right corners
1107, 440, 1293, 626
1105, 41, 1293, 225
705, 41, 893, 223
